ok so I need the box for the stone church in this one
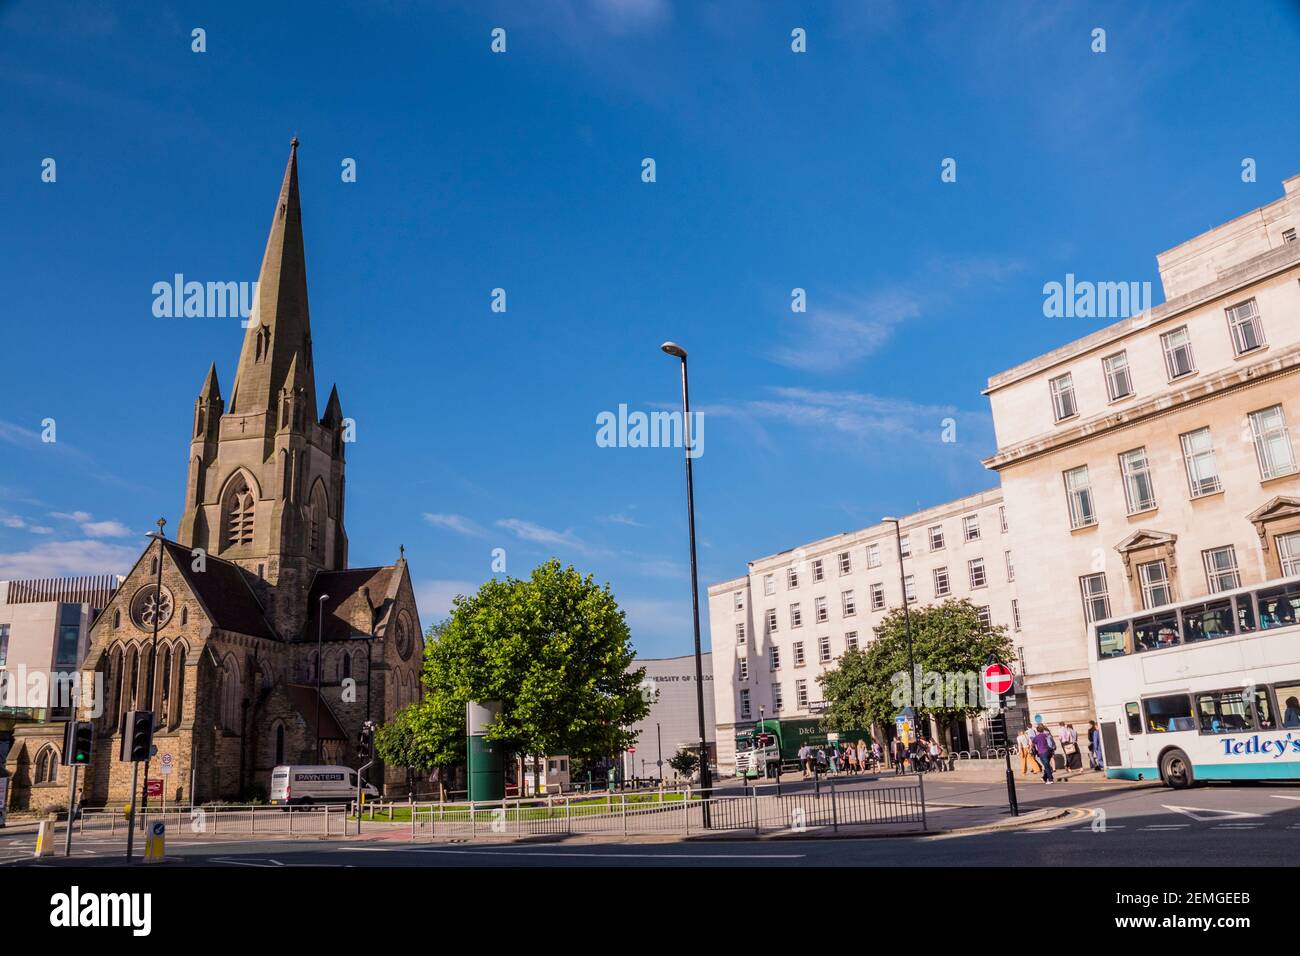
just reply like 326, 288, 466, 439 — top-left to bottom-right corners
6, 141, 425, 808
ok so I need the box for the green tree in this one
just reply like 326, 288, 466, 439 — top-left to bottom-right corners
375, 560, 650, 788
667, 748, 699, 780
817, 599, 1014, 742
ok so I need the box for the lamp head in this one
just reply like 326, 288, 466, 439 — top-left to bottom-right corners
881, 516, 898, 524
660, 341, 687, 359
319, 594, 329, 603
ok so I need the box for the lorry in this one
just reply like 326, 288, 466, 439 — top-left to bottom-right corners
734, 718, 876, 779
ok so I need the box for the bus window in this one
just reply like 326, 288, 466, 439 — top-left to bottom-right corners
1195, 690, 1254, 734
1097, 622, 1131, 659
1144, 693, 1194, 733
1235, 595, 1257, 633
1257, 582, 1300, 630
1182, 599, 1234, 643
1254, 688, 1276, 730
1133, 612, 1179, 653
1124, 702, 1142, 735
1276, 683, 1300, 728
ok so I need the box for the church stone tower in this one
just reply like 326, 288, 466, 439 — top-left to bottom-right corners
177, 139, 349, 638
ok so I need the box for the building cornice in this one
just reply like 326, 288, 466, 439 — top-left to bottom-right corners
983, 245, 1300, 395
983, 342, 1300, 471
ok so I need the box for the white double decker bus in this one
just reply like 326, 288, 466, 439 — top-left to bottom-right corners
1089, 573, 1300, 788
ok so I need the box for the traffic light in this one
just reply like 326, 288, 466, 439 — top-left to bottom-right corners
120, 710, 154, 763
63, 720, 94, 765
357, 720, 375, 762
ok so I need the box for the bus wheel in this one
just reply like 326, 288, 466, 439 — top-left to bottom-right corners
1160, 749, 1194, 789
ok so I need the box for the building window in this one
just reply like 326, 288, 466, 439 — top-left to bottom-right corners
977, 605, 992, 629
899, 534, 911, 559
1005, 550, 1015, 583
811, 559, 824, 582
787, 567, 799, 589
845, 631, 858, 651
738, 659, 749, 681
999, 505, 1008, 533
869, 582, 885, 610
1102, 351, 1134, 401
842, 589, 856, 616
1161, 326, 1196, 380
763, 574, 775, 597
963, 514, 981, 541
733, 592, 744, 612
0, 623, 8, 667
35, 746, 59, 785
814, 596, 828, 623
1012, 599, 1022, 632
928, 525, 945, 550
772, 683, 784, 713
1283, 227, 1297, 243
933, 566, 951, 597
765, 609, 777, 635
796, 679, 809, 709
736, 622, 747, 645
838, 551, 852, 575
968, 558, 987, 589
1278, 532, 1300, 576
819, 635, 831, 663
789, 603, 802, 628
866, 544, 881, 568
1226, 298, 1265, 355
1203, 546, 1241, 593
1249, 404, 1297, 480
1138, 560, 1173, 609
793, 641, 806, 667
275, 723, 286, 765
740, 689, 751, 720
904, 574, 916, 603
1180, 427, 1221, 497
1080, 573, 1111, 623
769, 646, 781, 670
1064, 465, 1096, 529
1119, 447, 1157, 514
1049, 372, 1077, 422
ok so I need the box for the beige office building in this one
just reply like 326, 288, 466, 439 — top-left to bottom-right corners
708, 489, 1020, 774
985, 175, 1300, 725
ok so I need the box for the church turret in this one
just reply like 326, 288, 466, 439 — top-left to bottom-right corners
178, 363, 224, 548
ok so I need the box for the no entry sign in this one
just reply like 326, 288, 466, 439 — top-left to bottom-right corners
982, 663, 1014, 696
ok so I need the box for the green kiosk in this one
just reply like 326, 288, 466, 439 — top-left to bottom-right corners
466, 700, 505, 801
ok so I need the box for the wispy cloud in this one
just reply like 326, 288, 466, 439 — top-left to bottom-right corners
0, 539, 138, 580
1, 513, 54, 534
769, 257, 1026, 372
422, 513, 489, 538
81, 520, 133, 538
496, 518, 596, 554
600, 512, 646, 528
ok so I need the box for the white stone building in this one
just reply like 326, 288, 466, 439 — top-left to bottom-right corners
707, 489, 1019, 774
984, 174, 1300, 725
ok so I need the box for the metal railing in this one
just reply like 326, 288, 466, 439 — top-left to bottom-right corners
76, 803, 349, 838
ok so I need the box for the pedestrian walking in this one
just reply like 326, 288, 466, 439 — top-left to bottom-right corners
893, 738, 907, 774
1087, 720, 1104, 770
799, 743, 812, 779
871, 740, 882, 771
857, 739, 870, 774
1017, 728, 1040, 775
1033, 723, 1056, 783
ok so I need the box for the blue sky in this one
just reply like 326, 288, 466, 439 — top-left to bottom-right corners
2, 0, 1299, 658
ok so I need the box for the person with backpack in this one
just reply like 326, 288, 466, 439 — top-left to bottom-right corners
1032, 723, 1056, 784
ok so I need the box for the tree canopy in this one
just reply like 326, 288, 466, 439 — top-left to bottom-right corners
817, 599, 1014, 731
374, 560, 649, 771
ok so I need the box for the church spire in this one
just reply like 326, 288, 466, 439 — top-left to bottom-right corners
229, 138, 317, 423
198, 361, 222, 402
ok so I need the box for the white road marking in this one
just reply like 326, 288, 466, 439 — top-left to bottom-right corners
1163, 805, 1263, 822
1270, 794, 1300, 802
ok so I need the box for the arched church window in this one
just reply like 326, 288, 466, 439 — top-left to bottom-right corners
222, 474, 255, 549
171, 646, 186, 728
342, 654, 352, 681
274, 723, 286, 765
113, 608, 121, 629
35, 745, 59, 785
309, 483, 328, 558
220, 655, 242, 733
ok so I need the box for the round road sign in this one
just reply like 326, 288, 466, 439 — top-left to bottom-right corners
982, 663, 1014, 696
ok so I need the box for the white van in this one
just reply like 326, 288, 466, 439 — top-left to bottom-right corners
270, 765, 380, 806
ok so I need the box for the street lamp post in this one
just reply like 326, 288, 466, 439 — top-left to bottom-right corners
883, 517, 919, 765
661, 341, 712, 824
315, 594, 329, 763
136, 517, 167, 840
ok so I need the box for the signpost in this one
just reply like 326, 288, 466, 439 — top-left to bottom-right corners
986, 659, 1019, 816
